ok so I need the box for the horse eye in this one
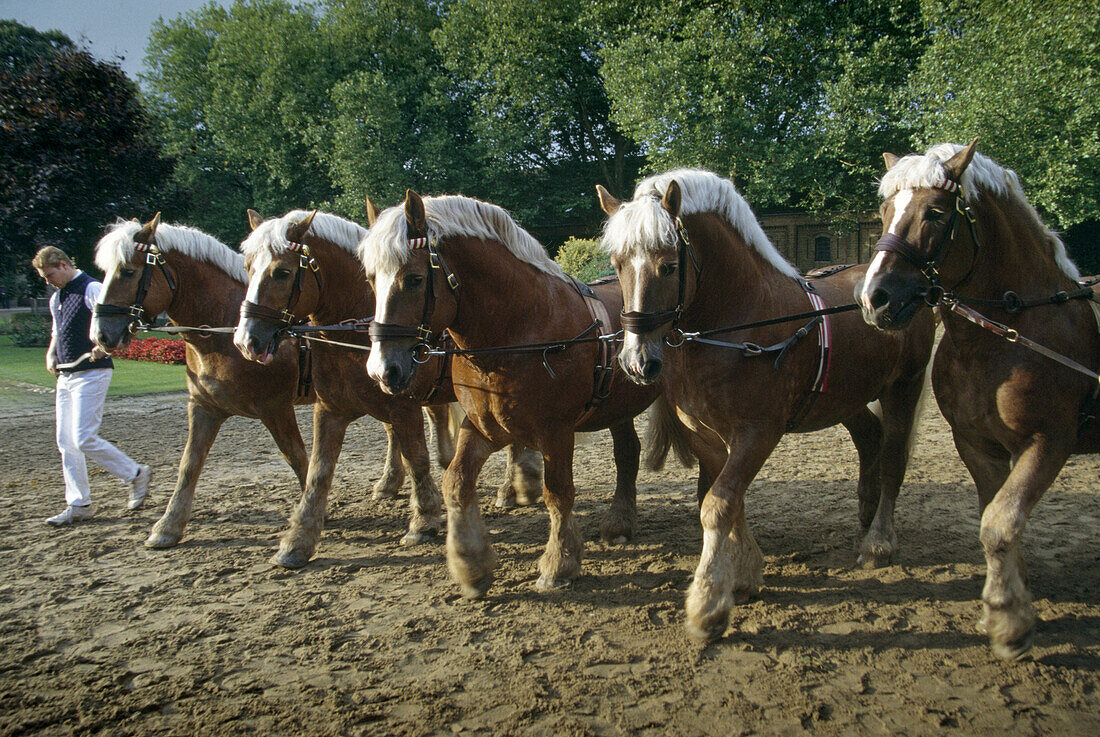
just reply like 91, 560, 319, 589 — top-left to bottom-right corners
273, 268, 293, 279
120, 268, 136, 278
403, 274, 425, 290
926, 208, 946, 222
658, 261, 678, 277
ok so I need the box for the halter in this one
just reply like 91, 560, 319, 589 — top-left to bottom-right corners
239, 239, 322, 327
368, 232, 459, 351
872, 176, 980, 305
619, 217, 702, 335
91, 240, 178, 331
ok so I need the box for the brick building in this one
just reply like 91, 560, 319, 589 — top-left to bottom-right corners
758, 212, 880, 271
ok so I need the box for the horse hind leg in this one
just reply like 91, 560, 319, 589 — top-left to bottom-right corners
146, 402, 227, 549
261, 405, 309, 490
536, 432, 583, 590
425, 404, 457, 470
842, 406, 887, 567
598, 419, 640, 544
495, 444, 543, 508
445, 422, 499, 598
372, 422, 406, 500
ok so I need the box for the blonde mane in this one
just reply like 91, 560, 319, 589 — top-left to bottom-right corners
602, 168, 800, 279
240, 210, 367, 259
94, 220, 247, 282
359, 195, 567, 282
880, 143, 1079, 279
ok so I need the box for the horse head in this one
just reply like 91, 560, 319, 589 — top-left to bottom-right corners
362, 190, 459, 395
599, 179, 696, 385
92, 213, 176, 351
857, 140, 979, 330
234, 209, 318, 364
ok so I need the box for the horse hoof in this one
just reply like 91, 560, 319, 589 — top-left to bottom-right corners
976, 613, 989, 636
991, 626, 1036, 661
400, 528, 439, 546
372, 489, 400, 501
602, 534, 630, 546
535, 574, 572, 591
144, 531, 181, 549
856, 551, 892, 569
495, 494, 517, 509
459, 573, 494, 600
684, 618, 727, 643
515, 492, 541, 507
271, 549, 310, 569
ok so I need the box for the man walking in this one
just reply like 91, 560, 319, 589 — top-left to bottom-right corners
32, 246, 151, 525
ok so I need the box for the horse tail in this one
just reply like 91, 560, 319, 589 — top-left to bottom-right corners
907, 357, 935, 458
644, 394, 695, 471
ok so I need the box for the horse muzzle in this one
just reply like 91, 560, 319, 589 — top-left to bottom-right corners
91, 317, 132, 353
856, 272, 925, 331
367, 343, 415, 395
619, 335, 665, 385
234, 320, 279, 365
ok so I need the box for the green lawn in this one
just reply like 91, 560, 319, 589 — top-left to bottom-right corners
0, 337, 186, 396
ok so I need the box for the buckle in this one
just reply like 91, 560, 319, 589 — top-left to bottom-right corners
417, 325, 433, 342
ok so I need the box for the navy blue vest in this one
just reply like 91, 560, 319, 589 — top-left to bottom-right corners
55, 271, 113, 373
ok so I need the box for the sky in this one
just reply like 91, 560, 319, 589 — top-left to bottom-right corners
1, 0, 232, 81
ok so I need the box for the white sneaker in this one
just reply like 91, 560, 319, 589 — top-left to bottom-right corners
128, 465, 151, 510
46, 504, 96, 526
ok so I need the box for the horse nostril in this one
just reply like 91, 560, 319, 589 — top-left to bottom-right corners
642, 359, 663, 382
382, 364, 403, 387
869, 288, 890, 311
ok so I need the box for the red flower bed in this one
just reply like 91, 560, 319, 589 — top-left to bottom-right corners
114, 337, 187, 365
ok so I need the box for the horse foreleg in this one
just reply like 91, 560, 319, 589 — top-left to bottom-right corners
272, 404, 350, 569
445, 421, 498, 598
843, 406, 884, 532
685, 429, 775, 642
373, 422, 406, 499
598, 420, 640, 544
495, 444, 543, 508
260, 404, 309, 490
425, 404, 456, 470
954, 432, 1011, 513
146, 401, 227, 549
536, 431, 583, 590
390, 405, 443, 546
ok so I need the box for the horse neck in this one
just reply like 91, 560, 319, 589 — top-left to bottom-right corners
682, 213, 802, 328
445, 237, 581, 348
163, 251, 244, 328
308, 237, 374, 324
961, 194, 1077, 299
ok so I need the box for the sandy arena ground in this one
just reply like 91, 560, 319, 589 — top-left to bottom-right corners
0, 377, 1097, 736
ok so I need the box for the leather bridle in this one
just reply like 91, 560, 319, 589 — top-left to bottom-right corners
92, 241, 178, 332
239, 240, 323, 327
872, 177, 981, 305
619, 217, 701, 335
368, 233, 459, 357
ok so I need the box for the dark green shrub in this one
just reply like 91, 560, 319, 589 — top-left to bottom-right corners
8, 313, 51, 347
556, 237, 613, 284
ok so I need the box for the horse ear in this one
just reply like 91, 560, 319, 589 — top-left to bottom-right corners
286, 210, 317, 244
247, 209, 265, 231
944, 138, 979, 181
882, 152, 901, 171
365, 195, 380, 228
135, 212, 161, 245
404, 189, 427, 237
596, 185, 621, 216
661, 180, 682, 219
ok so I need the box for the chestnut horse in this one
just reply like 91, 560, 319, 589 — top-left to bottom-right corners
597, 168, 936, 642
361, 191, 671, 597
856, 141, 1100, 660
234, 209, 540, 568
90, 215, 315, 548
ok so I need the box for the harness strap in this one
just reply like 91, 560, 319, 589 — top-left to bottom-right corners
574, 290, 617, 428
297, 339, 313, 398
786, 283, 833, 431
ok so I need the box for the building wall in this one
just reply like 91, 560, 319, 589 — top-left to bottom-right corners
758, 212, 881, 271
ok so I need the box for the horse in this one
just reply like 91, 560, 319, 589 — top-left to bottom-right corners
233, 208, 541, 568
596, 168, 936, 642
855, 141, 1100, 660
361, 190, 675, 598
90, 215, 317, 549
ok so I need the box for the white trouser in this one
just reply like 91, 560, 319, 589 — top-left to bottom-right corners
55, 368, 138, 506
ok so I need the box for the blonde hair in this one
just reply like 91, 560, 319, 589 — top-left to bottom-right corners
32, 246, 74, 270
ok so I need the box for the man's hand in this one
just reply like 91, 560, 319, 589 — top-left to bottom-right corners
90, 346, 108, 360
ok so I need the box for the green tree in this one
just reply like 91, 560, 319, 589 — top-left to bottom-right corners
435, 0, 641, 235
0, 25, 170, 282
0, 19, 74, 73
598, 0, 924, 218
909, 0, 1100, 232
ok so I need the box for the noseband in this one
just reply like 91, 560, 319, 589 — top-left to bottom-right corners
619, 217, 701, 335
239, 240, 323, 327
872, 176, 980, 304
368, 234, 459, 355
92, 241, 178, 331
